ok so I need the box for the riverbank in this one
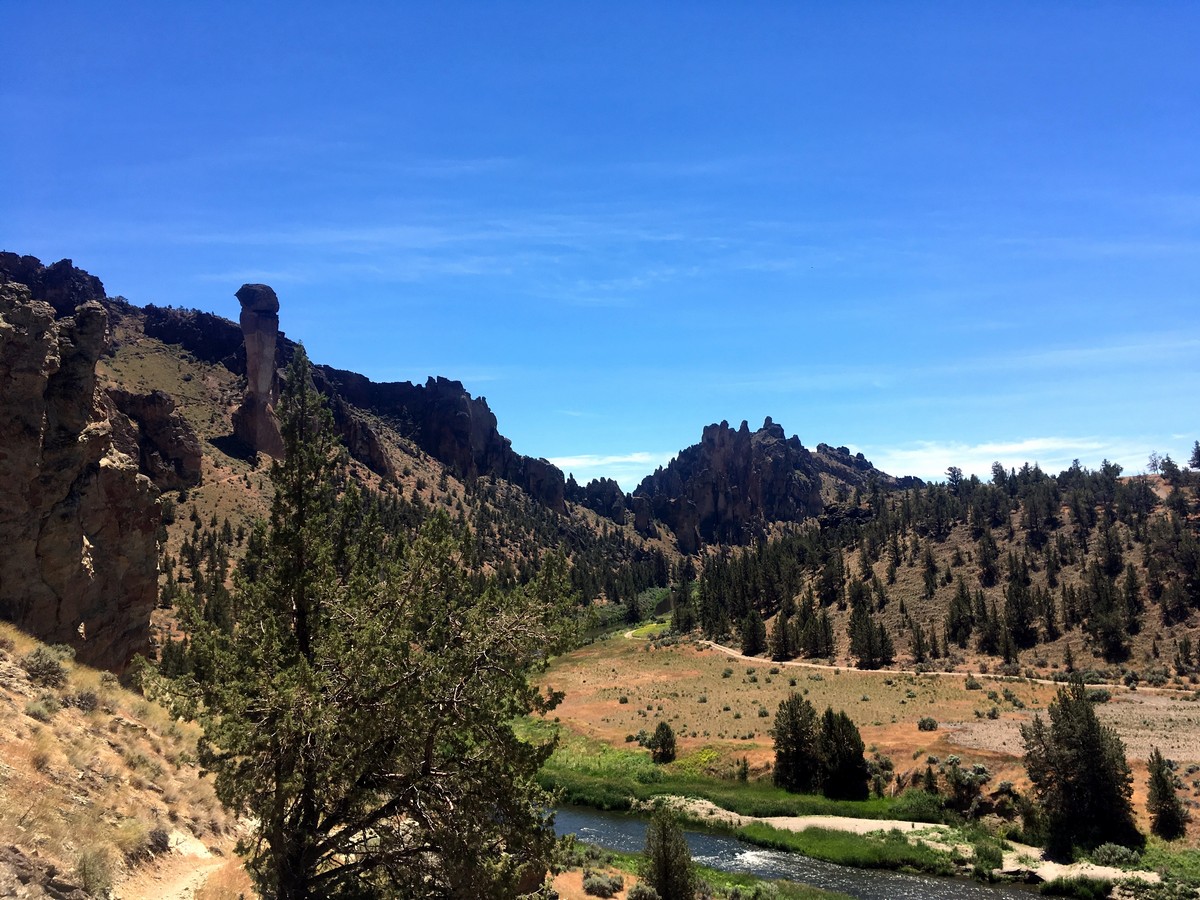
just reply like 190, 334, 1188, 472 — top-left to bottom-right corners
644, 794, 1163, 890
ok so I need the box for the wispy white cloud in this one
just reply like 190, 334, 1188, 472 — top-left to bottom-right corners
547, 451, 675, 491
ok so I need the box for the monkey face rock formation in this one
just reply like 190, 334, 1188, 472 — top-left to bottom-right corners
231, 283, 285, 457
0, 282, 158, 669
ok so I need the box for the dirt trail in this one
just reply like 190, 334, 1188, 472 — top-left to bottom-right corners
113, 832, 224, 900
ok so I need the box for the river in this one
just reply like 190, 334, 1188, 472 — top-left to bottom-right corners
554, 806, 1037, 900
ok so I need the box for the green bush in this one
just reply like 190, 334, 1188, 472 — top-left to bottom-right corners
972, 840, 1004, 881
19, 646, 67, 687
75, 847, 114, 897
1089, 843, 1140, 867
1040, 876, 1113, 898
917, 717, 938, 731
891, 789, 946, 823
25, 694, 60, 722
582, 871, 624, 897
626, 881, 660, 900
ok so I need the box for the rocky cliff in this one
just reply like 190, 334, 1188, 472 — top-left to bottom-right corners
0, 280, 159, 669
108, 388, 203, 491
630, 417, 916, 554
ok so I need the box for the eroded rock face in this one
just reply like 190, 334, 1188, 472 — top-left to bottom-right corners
0, 283, 158, 670
566, 475, 627, 524
231, 283, 284, 457
632, 417, 908, 554
108, 388, 203, 491
318, 368, 568, 512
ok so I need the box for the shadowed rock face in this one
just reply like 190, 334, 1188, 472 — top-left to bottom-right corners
317, 368, 567, 512
0, 282, 158, 670
631, 417, 913, 554
231, 283, 284, 457
108, 388, 203, 491
0, 252, 105, 317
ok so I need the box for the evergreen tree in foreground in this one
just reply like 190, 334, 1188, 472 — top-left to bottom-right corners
1148, 747, 1189, 840
172, 348, 572, 899
642, 806, 696, 900
772, 692, 821, 793
1021, 679, 1142, 858
772, 694, 868, 800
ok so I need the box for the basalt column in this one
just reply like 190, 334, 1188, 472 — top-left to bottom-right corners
231, 283, 285, 458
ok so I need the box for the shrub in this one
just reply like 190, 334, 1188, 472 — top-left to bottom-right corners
918, 717, 938, 731
965, 675, 983, 690
65, 690, 100, 712
758, 707, 769, 718
722, 668, 733, 678
987, 706, 1000, 719
582, 871, 624, 897
619, 695, 629, 704
972, 840, 1003, 880
1089, 843, 1140, 867
75, 847, 114, 897
19, 646, 67, 687
627, 883, 660, 900
25, 695, 60, 722
1087, 688, 1112, 704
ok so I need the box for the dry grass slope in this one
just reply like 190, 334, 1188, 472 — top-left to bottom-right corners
0, 622, 241, 897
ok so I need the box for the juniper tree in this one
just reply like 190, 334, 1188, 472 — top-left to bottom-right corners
773, 692, 821, 793
1147, 747, 1188, 840
642, 807, 696, 900
648, 721, 677, 764
1021, 679, 1141, 858
172, 348, 571, 899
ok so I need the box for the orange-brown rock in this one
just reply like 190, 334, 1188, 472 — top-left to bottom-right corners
0, 282, 158, 670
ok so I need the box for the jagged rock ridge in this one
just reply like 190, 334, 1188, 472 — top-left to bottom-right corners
627, 417, 919, 554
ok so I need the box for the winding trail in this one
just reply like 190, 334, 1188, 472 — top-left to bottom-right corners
113, 832, 224, 900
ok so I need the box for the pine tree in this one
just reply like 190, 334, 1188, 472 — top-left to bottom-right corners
643, 806, 696, 900
741, 608, 767, 656
773, 693, 821, 793
1147, 747, 1188, 840
1021, 679, 1142, 858
818, 708, 869, 800
171, 348, 571, 898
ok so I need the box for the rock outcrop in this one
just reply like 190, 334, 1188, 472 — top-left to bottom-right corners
317, 369, 567, 512
0, 251, 105, 317
566, 475, 627, 524
108, 388, 203, 491
0, 282, 158, 670
143, 303, 245, 371
631, 417, 912, 554
230, 283, 284, 457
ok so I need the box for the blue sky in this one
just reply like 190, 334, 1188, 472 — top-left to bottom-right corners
3, 3, 1197, 489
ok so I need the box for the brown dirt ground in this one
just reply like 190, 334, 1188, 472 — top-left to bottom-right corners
542, 631, 1200, 838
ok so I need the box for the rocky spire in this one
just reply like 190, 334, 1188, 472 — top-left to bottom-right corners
231, 283, 285, 457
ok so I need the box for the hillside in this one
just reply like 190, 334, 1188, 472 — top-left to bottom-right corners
0, 621, 248, 899
1, 252, 914, 669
